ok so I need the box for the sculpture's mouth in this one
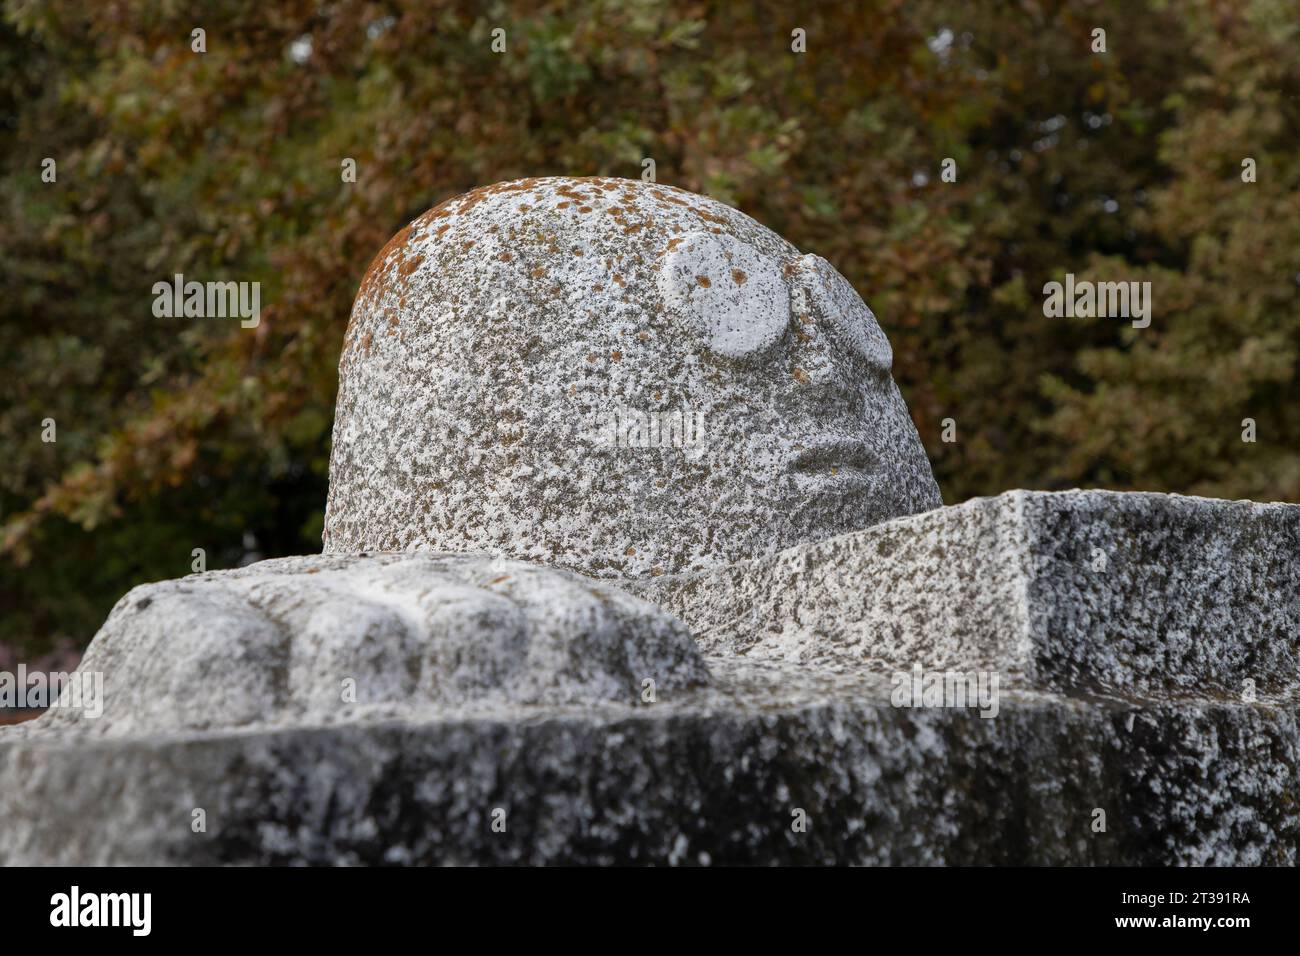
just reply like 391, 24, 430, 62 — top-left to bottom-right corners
788, 439, 877, 477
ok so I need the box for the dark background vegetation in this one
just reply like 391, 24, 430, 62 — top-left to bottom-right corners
2, 0, 1296, 660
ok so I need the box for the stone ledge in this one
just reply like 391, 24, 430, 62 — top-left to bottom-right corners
1, 660, 1294, 865
634, 490, 1300, 700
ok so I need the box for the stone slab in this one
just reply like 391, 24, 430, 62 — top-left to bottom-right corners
1, 659, 1294, 865
5, 489, 1296, 865
633, 490, 1300, 700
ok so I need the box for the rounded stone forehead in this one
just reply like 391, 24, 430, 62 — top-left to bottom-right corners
390, 175, 797, 259
348, 177, 802, 354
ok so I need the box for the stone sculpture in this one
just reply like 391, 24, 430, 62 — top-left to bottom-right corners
2, 177, 1296, 865
325, 176, 941, 577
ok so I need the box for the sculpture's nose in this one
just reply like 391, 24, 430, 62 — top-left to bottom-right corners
786, 287, 860, 405
789, 309, 835, 384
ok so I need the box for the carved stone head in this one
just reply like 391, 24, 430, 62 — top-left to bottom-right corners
325, 177, 940, 577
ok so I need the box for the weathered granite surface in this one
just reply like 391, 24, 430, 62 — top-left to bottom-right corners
2, 663, 1294, 865
4, 180, 1295, 866
634, 489, 1300, 701
2, 491, 1296, 865
22, 554, 708, 737
323, 176, 940, 578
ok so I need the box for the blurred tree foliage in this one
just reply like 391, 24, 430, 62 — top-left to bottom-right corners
1, 0, 1296, 656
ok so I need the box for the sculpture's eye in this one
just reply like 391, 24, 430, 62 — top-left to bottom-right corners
658, 231, 790, 360
791, 253, 893, 373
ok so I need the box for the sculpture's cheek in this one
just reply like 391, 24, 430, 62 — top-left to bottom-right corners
657, 231, 790, 361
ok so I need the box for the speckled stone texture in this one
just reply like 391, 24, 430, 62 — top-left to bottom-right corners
3, 180, 1295, 866
2, 667, 1295, 865
323, 176, 941, 578
19, 554, 708, 738
634, 489, 1300, 701
2, 491, 1296, 864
